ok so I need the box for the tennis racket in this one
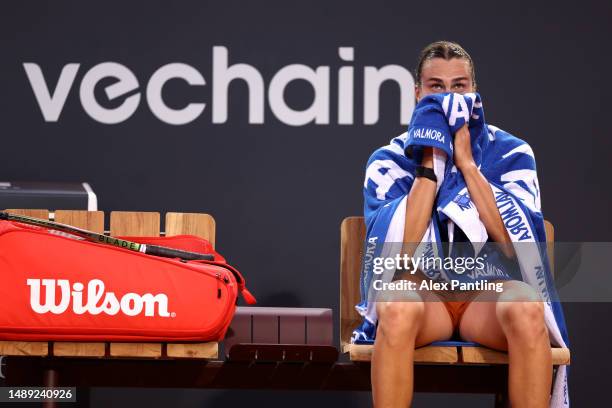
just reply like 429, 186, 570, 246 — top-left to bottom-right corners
0, 211, 214, 261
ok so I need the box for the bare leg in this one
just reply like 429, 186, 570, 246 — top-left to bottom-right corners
372, 291, 453, 408
459, 280, 552, 408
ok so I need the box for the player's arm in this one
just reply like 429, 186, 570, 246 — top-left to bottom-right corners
454, 124, 514, 257
402, 147, 437, 256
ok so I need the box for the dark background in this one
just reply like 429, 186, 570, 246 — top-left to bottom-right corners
1, 0, 611, 406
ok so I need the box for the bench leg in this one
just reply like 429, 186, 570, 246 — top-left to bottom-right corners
43, 368, 58, 408
41, 368, 90, 408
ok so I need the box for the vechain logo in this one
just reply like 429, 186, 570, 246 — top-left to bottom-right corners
23, 46, 414, 126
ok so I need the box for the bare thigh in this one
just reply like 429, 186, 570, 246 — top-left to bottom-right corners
382, 273, 455, 346
459, 280, 541, 350
415, 290, 455, 346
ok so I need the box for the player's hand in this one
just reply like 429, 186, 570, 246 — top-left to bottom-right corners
454, 124, 476, 171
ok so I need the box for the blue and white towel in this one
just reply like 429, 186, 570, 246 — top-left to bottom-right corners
355, 93, 570, 407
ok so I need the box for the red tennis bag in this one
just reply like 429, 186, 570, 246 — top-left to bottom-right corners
0, 220, 256, 342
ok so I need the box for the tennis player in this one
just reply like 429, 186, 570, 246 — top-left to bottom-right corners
371, 41, 552, 408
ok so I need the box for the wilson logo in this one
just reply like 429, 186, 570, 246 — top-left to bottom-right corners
27, 279, 172, 317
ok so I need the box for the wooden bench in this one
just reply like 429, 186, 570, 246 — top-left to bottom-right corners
0, 209, 219, 360
339, 216, 570, 374
0, 209, 572, 406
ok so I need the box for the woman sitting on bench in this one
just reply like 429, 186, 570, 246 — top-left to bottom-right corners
355, 41, 568, 408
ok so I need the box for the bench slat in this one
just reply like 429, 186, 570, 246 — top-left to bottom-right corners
347, 343, 570, 365
110, 342, 162, 358
340, 320, 361, 353
165, 212, 216, 248
348, 344, 458, 363
167, 343, 218, 359
5, 209, 49, 219
55, 210, 104, 233
339, 217, 366, 348
110, 211, 160, 236
0, 341, 48, 356
461, 346, 570, 365
53, 342, 106, 357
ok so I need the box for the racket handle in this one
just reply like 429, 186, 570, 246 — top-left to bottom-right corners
145, 244, 214, 261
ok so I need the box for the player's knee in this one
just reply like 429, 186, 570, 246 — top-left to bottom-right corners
376, 301, 424, 345
497, 300, 547, 342
497, 281, 540, 302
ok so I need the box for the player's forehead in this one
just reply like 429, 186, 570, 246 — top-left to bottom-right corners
421, 58, 471, 82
